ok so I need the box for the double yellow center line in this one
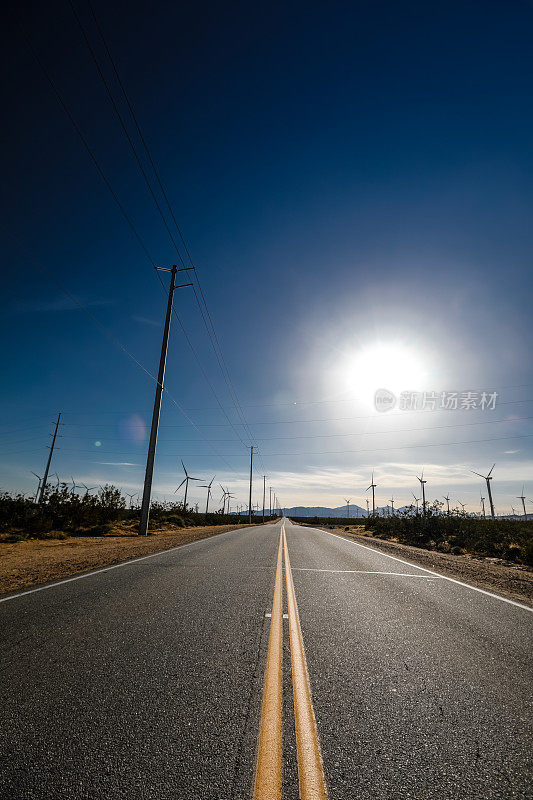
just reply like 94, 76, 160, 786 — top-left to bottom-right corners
253, 524, 328, 800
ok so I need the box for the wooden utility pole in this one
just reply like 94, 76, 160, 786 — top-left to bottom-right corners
139, 266, 192, 535
38, 412, 61, 504
248, 446, 254, 523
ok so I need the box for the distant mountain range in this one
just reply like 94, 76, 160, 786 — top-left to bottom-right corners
240, 504, 520, 519
275, 506, 520, 519
280, 505, 367, 518
280, 504, 421, 517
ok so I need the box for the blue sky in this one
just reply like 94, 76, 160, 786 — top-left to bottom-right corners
1, 0, 532, 513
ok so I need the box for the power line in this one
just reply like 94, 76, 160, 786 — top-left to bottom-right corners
15, 432, 532, 459
5, 396, 529, 422
68, 0, 186, 264
82, 3, 264, 466
17, 25, 250, 476
33, 415, 533, 445
72, 2, 255, 456
1, 229, 241, 475
251, 415, 533, 440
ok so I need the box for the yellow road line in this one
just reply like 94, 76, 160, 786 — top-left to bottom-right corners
283, 526, 328, 800
253, 528, 284, 800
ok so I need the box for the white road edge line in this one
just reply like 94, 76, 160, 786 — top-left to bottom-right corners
317, 529, 533, 612
0, 525, 255, 605
293, 568, 445, 577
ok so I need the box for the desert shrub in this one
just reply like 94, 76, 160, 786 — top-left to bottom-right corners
361, 511, 533, 564
0, 486, 273, 539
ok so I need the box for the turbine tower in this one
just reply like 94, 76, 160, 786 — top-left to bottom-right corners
31, 472, 42, 503
471, 464, 495, 519
480, 495, 486, 518
389, 496, 395, 516
416, 469, 427, 516
367, 471, 377, 515
517, 486, 528, 519
219, 485, 229, 514
443, 494, 451, 515
344, 498, 351, 519
174, 460, 202, 510
199, 476, 215, 514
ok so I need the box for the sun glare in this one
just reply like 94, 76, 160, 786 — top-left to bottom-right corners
346, 343, 428, 406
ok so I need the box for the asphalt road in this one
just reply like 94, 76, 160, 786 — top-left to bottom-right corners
0, 519, 531, 799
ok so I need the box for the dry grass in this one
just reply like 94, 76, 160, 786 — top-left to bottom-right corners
0, 523, 258, 595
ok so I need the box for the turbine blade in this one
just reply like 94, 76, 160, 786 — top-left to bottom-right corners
488, 463, 495, 477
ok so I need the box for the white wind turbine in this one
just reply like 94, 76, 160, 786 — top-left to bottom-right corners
471, 464, 495, 518
175, 460, 202, 510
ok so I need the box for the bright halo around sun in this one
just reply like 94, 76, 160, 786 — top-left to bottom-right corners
341, 342, 429, 408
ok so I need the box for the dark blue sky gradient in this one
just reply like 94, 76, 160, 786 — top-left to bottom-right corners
1, 0, 532, 509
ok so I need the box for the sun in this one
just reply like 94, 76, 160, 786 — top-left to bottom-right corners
343, 342, 428, 406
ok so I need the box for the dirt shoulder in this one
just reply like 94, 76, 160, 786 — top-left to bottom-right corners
295, 523, 533, 606
0, 523, 261, 596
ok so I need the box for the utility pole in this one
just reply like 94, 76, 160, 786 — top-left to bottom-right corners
248, 445, 254, 524
38, 412, 61, 504
139, 266, 192, 535
262, 475, 266, 523
269, 486, 272, 516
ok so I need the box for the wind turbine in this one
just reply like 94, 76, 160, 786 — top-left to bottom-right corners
367, 471, 377, 515
199, 476, 215, 514
227, 492, 236, 514
126, 492, 137, 509
70, 476, 83, 496
80, 483, 97, 496
175, 460, 202, 509
389, 496, 395, 516
480, 495, 486, 518
365, 498, 370, 517
219, 485, 229, 514
412, 492, 420, 514
416, 469, 427, 516
517, 486, 528, 519
31, 472, 42, 502
511, 505, 517, 517
443, 494, 451, 515
471, 464, 495, 518
459, 501, 467, 514
344, 498, 351, 519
